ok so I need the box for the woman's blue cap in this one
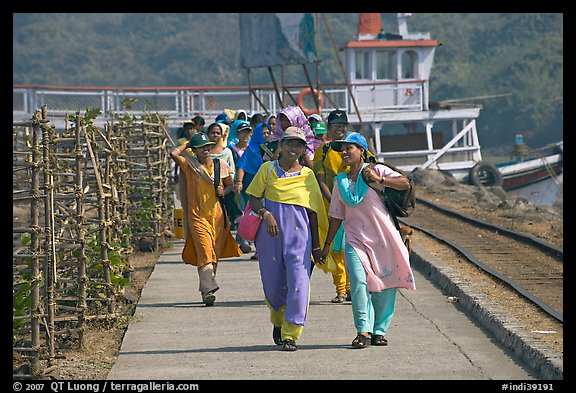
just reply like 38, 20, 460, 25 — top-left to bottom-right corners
330, 132, 368, 152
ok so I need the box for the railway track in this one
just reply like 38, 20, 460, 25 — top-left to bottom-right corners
401, 197, 563, 324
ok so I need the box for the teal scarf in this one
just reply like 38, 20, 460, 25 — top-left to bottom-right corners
336, 163, 370, 206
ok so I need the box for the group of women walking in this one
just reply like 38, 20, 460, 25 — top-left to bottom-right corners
169, 106, 416, 352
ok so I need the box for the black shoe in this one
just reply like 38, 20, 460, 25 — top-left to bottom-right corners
371, 334, 388, 346
273, 326, 282, 345
352, 333, 370, 349
239, 240, 252, 253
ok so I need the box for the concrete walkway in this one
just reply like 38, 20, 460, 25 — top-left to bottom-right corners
106, 239, 540, 381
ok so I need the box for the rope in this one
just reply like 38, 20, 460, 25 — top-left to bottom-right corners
524, 145, 562, 188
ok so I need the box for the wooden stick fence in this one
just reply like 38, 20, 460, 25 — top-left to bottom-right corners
13, 107, 173, 379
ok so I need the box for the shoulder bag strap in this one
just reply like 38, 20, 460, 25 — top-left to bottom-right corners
212, 157, 228, 227
321, 142, 330, 171
361, 162, 401, 231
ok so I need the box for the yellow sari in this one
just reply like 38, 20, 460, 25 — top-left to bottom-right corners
247, 161, 337, 274
178, 153, 241, 266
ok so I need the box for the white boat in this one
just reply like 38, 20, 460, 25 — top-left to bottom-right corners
496, 139, 563, 205
313, 13, 486, 184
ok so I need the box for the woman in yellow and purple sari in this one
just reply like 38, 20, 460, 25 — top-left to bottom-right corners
246, 127, 335, 352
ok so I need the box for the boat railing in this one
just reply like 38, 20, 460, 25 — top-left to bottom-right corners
14, 83, 489, 182
376, 119, 482, 176
419, 120, 479, 169
13, 81, 426, 128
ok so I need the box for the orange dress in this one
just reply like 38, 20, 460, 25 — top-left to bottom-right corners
176, 155, 241, 267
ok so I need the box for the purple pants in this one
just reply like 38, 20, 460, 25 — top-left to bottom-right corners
255, 199, 312, 326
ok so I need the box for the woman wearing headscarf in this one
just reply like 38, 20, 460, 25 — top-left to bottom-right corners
234, 122, 270, 209
269, 105, 317, 168
246, 126, 336, 351
215, 112, 231, 148
235, 109, 248, 122
227, 119, 250, 149
266, 115, 277, 132
208, 122, 235, 173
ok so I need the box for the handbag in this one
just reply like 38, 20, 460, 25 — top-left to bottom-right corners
237, 161, 275, 242
237, 202, 261, 242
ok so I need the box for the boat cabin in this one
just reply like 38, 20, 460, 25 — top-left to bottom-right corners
340, 13, 483, 181
342, 13, 436, 113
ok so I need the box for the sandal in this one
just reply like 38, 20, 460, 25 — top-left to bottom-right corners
331, 293, 346, 303
371, 334, 388, 346
282, 339, 297, 351
272, 326, 283, 346
352, 333, 370, 349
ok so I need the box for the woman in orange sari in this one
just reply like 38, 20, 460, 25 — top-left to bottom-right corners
170, 133, 242, 306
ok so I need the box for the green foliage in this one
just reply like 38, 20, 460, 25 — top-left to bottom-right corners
120, 98, 137, 111
13, 279, 31, 345
20, 232, 31, 246
13, 13, 563, 150
130, 177, 156, 234
84, 229, 130, 294
66, 108, 103, 137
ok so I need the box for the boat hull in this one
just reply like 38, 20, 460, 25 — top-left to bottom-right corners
501, 161, 563, 191
497, 154, 563, 205
505, 172, 563, 206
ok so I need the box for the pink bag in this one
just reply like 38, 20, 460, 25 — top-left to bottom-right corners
237, 202, 261, 242
237, 161, 275, 242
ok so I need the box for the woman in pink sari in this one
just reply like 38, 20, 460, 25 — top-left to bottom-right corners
318, 132, 416, 348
